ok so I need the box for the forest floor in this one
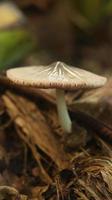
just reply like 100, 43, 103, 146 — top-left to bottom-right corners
0, 75, 112, 200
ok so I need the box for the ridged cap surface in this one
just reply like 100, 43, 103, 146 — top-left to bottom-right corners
6, 61, 107, 90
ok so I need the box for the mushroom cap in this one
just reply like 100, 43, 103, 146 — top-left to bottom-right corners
6, 61, 107, 90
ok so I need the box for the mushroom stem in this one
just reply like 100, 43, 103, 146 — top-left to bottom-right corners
56, 89, 72, 133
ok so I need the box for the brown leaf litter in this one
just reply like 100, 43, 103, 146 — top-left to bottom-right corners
0, 75, 112, 199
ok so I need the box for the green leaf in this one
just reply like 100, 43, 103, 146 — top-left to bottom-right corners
0, 29, 34, 70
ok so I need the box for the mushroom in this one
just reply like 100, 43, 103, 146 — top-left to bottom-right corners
6, 61, 107, 133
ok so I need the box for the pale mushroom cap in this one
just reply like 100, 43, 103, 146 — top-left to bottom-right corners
6, 61, 107, 90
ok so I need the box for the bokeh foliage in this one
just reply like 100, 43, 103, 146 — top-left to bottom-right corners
0, 29, 34, 70
71, 0, 112, 29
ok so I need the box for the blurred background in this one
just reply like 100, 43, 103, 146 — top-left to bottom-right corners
0, 0, 112, 74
